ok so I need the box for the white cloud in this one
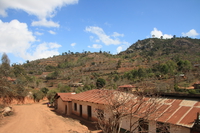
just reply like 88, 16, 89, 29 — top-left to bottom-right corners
25, 42, 61, 61
48, 30, 56, 35
71, 43, 76, 47
32, 19, 60, 28
151, 28, 173, 39
85, 26, 127, 45
0, 0, 78, 27
112, 32, 124, 37
34, 31, 43, 36
117, 46, 123, 53
182, 29, 199, 37
0, 19, 61, 62
88, 44, 102, 49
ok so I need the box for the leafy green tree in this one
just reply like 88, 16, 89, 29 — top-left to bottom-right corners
177, 60, 192, 72
47, 89, 58, 103
96, 78, 106, 89
1, 53, 10, 77
40, 87, 49, 95
116, 60, 122, 69
113, 74, 119, 82
32, 90, 45, 102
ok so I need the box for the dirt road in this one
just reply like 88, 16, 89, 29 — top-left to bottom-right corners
0, 102, 89, 133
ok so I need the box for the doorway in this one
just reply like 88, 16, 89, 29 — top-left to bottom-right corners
87, 105, 92, 120
79, 105, 82, 117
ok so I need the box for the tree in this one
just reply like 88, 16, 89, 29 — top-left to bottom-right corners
95, 89, 161, 133
47, 89, 58, 104
40, 87, 49, 95
1, 53, 10, 77
96, 78, 106, 89
116, 60, 121, 69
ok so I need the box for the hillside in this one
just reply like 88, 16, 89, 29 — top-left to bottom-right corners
21, 37, 200, 95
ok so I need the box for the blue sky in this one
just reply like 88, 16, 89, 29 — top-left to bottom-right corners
0, 0, 199, 64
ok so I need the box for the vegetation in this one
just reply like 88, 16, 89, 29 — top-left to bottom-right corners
1, 37, 200, 105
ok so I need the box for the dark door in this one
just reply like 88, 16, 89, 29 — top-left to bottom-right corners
65, 105, 67, 115
87, 105, 92, 120
79, 105, 82, 117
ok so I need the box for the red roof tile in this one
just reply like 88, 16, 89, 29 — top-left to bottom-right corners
56, 92, 76, 102
70, 89, 109, 104
66, 89, 200, 128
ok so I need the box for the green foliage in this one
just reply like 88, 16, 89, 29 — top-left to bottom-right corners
113, 74, 120, 82
177, 60, 191, 72
96, 78, 106, 89
46, 70, 60, 80
58, 84, 71, 92
40, 87, 49, 95
45, 65, 56, 72
188, 89, 196, 94
83, 84, 95, 91
32, 90, 45, 102
116, 60, 122, 69
47, 89, 58, 103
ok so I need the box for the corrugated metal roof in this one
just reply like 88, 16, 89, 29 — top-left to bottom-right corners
57, 89, 200, 128
156, 98, 200, 128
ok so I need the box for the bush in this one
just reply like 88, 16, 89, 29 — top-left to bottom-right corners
188, 89, 196, 94
96, 78, 106, 89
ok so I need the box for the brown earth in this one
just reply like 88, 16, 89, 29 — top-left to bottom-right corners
0, 102, 100, 133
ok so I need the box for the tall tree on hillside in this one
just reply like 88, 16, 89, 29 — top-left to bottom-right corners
0, 54, 28, 104
1, 53, 10, 77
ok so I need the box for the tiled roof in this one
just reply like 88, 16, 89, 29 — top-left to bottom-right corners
57, 89, 200, 128
70, 89, 110, 105
56, 92, 76, 102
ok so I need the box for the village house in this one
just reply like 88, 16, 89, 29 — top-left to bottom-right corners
54, 92, 76, 115
54, 89, 200, 133
118, 84, 137, 92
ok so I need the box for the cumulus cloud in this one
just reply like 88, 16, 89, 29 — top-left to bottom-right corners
117, 46, 123, 53
48, 30, 56, 35
0, 19, 61, 62
34, 31, 43, 36
0, 0, 78, 27
88, 44, 102, 49
151, 28, 173, 39
32, 19, 60, 28
182, 29, 199, 37
112, 32, 124, 37
25, 42, 61, 61
71, 43, 76, 47
85, 26, 128, 45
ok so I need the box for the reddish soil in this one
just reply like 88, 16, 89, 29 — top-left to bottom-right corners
0, 102, 97, 133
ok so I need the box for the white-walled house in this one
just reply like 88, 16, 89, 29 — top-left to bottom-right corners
54, 90, 200, 133
54, 92, 75, 115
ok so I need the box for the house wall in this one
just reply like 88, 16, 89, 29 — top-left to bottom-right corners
72, 100, 105, 121
56, 97, 66, 114
170, 124, 190, 133
120, 116, 190, 133
56, 97, 72, 115
71, 100, 191, 133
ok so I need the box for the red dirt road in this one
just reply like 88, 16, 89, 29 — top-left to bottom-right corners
0, 102, 89, 133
